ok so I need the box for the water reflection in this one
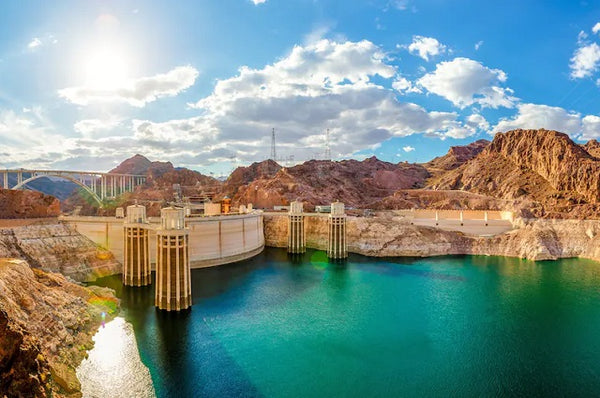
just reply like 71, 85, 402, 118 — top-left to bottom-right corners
77, 317, 155, 398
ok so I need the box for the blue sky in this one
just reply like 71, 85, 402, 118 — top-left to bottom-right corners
0, 0, 599, 176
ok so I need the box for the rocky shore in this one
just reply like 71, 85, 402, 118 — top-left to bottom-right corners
264, 213, 600, 262
0, 258, 119, 398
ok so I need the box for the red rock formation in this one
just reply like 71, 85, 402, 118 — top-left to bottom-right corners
429, 129, 600, 218
582, 139, 600, 158
0, 189, 60, 219
218, 159, 281, 200
425, 139, 490, 171
232, 157, 430, 209
370, 189, 514, 211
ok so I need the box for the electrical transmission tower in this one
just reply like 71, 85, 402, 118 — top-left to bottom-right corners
270, 128, 277, 161
325, 128, 332, 160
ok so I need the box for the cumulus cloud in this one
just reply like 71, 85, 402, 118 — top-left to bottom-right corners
140, 39, 478, 164
570, 42, 600, 79
474, 40, 483, 51
418, 57, 516, 109
251, 0, 266, 4
392, 76, 420, 94
58, 66, 199, 107
402, 145, 415, 152
407, 36, 446, 61
7, 40, 492, 170
593, 22, 600, 35
491, 103, 584, 137
74, 118, 123, 137
582, 115, 600, 140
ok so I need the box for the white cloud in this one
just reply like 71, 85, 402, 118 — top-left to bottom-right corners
6, 40, 487, 170
74, 118, 123, 137
139, 39, 478, 164
466, 113, 489, 131
27, 38, 42, 49
418, 57, 516, 109
407, 36, 446, 61
251, 0, 266, 4
474, 41, 483, 51
570, 42, 600, 79
58, 66, 199, 107
392, 76, 420, 94
402, 145, 415, 152
592, 22, 600, 35
582, 115, 600, 140
491, 103, 583, 137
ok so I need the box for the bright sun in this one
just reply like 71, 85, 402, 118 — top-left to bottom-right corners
83, 46, 130, 90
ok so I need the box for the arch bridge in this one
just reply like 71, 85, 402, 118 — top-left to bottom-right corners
1, 169, 146, 205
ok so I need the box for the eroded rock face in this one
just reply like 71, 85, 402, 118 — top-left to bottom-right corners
425, 139, 490, 171
428, 129, 600, 218
0, 223, 120, 282
369, 189, 515, 211
264, 214, 600, 262
0, 189, 60, 219
234, 157, 430, 210
218, 159, 282, 201
0, 259, 118, 398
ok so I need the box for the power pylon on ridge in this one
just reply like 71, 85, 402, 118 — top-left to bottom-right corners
270, 128, 277, 161
325, 128, 331, 160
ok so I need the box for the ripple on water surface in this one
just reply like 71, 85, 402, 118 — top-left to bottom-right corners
77, 317, 156, 398
90, 249, 600, 398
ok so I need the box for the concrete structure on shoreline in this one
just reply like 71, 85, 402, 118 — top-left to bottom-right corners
123, 205, 151, 287
328, 201, 347, 259
62, 211, 265, 269
288, 201, 305, 254
155, 207, 192, 311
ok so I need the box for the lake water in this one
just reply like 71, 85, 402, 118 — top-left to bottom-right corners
89, 248, 600, 397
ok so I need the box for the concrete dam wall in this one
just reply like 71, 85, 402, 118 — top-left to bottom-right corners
62, 212, 265, 269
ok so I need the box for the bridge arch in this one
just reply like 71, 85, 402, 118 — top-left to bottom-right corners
13, 173, 103, 205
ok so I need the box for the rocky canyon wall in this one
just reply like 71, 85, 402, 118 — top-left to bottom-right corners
0, 222, 120, 282
0, 189, 60, 219
0, 258, 118, 398
264, 214, 600, 262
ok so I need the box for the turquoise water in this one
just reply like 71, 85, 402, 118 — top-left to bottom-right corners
93, 248, 600, 397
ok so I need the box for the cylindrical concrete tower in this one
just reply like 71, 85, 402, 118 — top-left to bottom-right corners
123, 204, 151, 286
288, 200, 305, 254
155, 207, 192, 311
327, 201, 347, 259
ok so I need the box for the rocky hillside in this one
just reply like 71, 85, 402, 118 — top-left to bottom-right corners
65, 154, 221, 216
232, 156, 430, 210
0, 258, 118, 398
428, 129, 600, 218
0, 189, 60, 219
425, 139, 490, 171
369, 189, 514, 211
0, 223, 120, 282
218, 159, 281, 200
